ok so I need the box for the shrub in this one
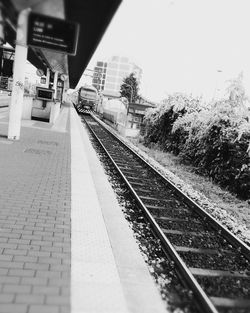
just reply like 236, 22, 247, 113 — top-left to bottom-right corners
144, 93, 202, 154
142, 74, 250, 199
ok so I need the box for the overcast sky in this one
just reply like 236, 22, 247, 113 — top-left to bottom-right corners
81, 0, 250, 102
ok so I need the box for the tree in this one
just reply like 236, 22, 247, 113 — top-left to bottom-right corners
226, 72, 249, 107
120, 73, 139, 103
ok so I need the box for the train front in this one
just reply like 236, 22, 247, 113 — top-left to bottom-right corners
78, 85, 98, 114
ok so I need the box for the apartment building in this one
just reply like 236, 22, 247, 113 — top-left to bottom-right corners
92, 56, 142, 98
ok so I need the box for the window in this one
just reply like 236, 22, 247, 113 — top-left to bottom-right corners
93, 72, 102, 78
106, 76, 116, 83
112, 56, 119, 62
116, 77, 122, 84
105, 83, 115, 90
119, 64, 130, 70
97, 61, 103, 67
108, 62, 118, 69
118, 71, 126, 78
94, 67, 102, 73
93, 78, 101, 84
106, 69, 117, 76
121, 57, 129, 63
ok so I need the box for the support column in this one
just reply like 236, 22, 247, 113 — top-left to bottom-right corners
0, 47, 3, 76
46, 68, 50, 88
49, 71, 60, 123
8, 8, 30, 140
53, 71, 58, 100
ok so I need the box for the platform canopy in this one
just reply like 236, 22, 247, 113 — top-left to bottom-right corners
1, 0, 122, 88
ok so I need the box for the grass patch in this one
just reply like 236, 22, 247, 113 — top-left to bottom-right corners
130, 139, 250, 230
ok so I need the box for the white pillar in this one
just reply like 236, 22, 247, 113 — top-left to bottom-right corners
53, 71, 58, 100
46, 68, 50, 88
8, 8, 30, 140
61, 78, 68, 103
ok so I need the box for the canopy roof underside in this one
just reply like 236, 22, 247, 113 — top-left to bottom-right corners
2, 0, 122, 88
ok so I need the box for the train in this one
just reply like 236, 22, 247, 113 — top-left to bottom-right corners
74, 85, 99, 113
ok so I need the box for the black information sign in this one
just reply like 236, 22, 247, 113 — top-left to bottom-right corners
36, 87, 54, 101
27, 13, 79, 55
40, 77, 46, 84
0, 77, 8, 90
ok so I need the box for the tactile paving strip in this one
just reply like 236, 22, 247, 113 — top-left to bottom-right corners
70, 108, 129, 313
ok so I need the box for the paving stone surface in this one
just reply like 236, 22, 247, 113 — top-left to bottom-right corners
0, 106, 166, 313
0, 117, 71, 313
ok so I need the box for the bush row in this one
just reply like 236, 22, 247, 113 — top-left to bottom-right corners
143, 78, 250, 200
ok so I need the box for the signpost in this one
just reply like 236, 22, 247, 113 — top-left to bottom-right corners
27, 12, 79, 55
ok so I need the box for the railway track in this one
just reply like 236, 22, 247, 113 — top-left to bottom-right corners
81, 113, 250, 313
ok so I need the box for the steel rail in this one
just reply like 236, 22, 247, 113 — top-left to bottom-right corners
83, 115, 219, 313
91, 114, 250, 261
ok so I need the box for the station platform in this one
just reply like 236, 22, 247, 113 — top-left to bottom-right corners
0, 104, 166, 313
